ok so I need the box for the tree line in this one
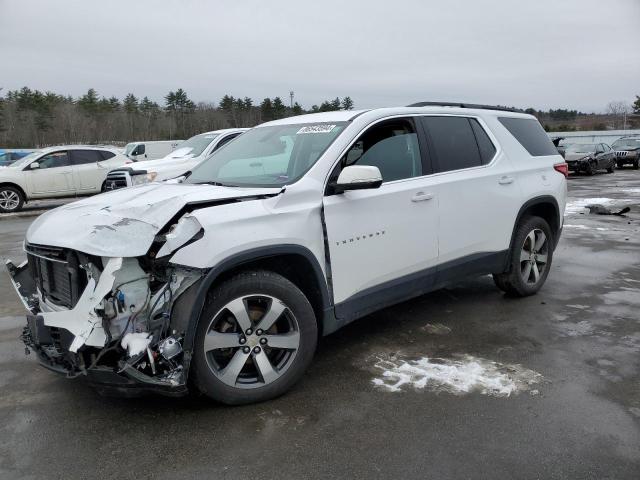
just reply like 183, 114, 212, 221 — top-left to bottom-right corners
0, 87, 354, 147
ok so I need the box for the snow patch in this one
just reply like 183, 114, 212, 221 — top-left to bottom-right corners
371, 354, 542, 396
420, 323, 451, 335
564, 198, 615, 216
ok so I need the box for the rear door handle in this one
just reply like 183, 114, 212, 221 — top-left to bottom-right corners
498, 175, 514, 185
411, 191, 434, 202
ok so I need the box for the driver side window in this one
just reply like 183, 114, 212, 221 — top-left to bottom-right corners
327, 118, 423, 193
36, 151, 70, 169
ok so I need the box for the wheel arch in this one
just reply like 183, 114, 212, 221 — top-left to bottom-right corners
181, 245, 333, 360
0, 182, 27, 201
508, 196, 561, 260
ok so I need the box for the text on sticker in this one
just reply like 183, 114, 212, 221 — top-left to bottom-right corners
297, 124, 337, 134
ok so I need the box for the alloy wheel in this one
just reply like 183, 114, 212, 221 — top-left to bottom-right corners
0, 190, 20, 211
519, 229, 548, 285
203, 294, 300, 389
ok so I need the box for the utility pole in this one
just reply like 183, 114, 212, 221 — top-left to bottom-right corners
289, 91, 294, 109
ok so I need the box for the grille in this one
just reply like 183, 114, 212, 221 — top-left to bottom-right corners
615, 151, 628, 158
105, 170, 130, 190
26, 244, 87, 309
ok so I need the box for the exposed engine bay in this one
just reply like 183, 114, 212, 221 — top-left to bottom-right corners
8, 250, 203, 395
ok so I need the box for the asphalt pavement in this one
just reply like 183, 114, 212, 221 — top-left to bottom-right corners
1, 170, 639, 479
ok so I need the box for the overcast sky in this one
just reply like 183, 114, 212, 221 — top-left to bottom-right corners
1, 0, 639, 112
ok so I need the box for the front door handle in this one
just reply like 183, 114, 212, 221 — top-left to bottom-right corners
411, 191, 434, 202
498, 175, 514, 185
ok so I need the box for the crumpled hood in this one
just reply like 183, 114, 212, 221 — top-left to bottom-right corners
26, 183, 281, 257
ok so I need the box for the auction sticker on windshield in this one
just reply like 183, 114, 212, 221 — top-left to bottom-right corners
297, 124, 337, 134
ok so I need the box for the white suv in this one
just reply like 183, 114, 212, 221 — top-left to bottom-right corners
7, 104, 567, 404
104, 129, 248, 189
0, 146, 128, 213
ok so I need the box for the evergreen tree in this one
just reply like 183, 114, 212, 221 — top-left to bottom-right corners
292, 102, 303, 115
272, 97, 286, 119
261, 98, 274, 121
78, 88, 99, 113
634, 95, 640, 115
341, 96, 354, 110
330, 97, 341, 110
123, 93, 139, 113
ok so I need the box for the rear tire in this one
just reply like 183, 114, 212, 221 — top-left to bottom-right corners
0, 186, 24, 213
493, 216, 553, 297
192, 270, 317, 405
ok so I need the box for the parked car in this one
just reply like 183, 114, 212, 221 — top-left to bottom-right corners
7, 104, 567, 404
0, 150, 35, 167
612, 136, 640, 169
123, 140, 183, 162
0, 146, 128, 213
563, 143, 616, 175
105, 129, 248, 189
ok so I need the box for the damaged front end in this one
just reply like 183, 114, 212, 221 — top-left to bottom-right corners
6, 243, 203, 397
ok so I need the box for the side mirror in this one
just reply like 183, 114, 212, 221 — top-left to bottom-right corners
334, 165, 383, 193
29, 162, 40, 169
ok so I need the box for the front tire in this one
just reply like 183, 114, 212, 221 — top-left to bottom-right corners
585, 161, 596, 175
493, 216, 553, 297
192, 270, 318, 405
606, 162, 615, 174
633, 159, 639, 170
0, 186, 24, 213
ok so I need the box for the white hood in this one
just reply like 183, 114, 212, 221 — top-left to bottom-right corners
26, 183, 281, 257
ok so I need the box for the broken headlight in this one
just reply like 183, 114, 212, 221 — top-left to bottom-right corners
131, 171, 158, 185
156, 215, 204, 258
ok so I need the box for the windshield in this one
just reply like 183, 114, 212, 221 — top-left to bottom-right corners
124, 143, 136, 156
8, 150, 42, 168
177, 133, 219, 157
186, 122, 347, 187
566, 144, 596, 153
612, 138, 640, 149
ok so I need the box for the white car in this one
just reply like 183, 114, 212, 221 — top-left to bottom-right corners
0, 146, 128, 213
104, 129, 248, 189
123, 140, 183, 162
7, 104, 567, 404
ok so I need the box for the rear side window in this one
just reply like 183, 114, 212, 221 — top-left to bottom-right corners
420, 116, 482, 172
99, 150, 116, 160
498, 117, 558, 156
70, 149, 104, 165
470, 119, 496, 164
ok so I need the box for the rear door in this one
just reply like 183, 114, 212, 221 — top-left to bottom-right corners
323, 117, 439, 315
419, 116, 521, 276
70, 149, 106, 193
27, 151, 75, 196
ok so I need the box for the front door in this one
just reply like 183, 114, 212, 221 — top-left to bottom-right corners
322, 117, 439, 318
27, 151, 75, 196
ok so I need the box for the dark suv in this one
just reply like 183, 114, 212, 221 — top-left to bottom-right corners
612, 136, 640, 169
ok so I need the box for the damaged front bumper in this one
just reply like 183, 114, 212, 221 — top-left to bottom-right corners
6, 255, 203, 397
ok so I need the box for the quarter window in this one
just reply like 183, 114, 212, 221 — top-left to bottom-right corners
342, 118, 422, 183
498, 117, 558, 157
420, 116, 483, 172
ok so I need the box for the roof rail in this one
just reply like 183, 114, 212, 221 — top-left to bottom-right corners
407, 101, 521, 113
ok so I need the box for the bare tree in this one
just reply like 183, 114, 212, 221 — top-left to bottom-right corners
606, 101, 632, 130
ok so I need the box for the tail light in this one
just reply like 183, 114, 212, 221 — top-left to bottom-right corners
554, 162, 569, 178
